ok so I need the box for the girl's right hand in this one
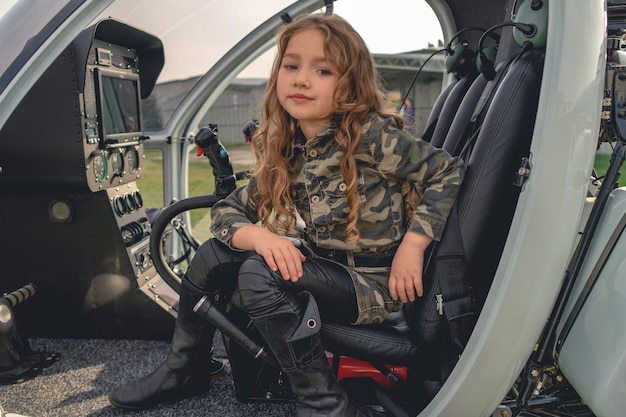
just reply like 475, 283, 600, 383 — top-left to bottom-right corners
232, 225, 306, 282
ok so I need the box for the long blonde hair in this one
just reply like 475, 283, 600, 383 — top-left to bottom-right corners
252, 13, 402, 243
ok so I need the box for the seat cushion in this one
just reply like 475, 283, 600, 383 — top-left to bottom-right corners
321, 310, 419, 366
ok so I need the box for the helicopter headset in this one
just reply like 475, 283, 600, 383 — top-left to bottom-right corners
478, 0, 549, 80
445, 27, 500, 79
400, 27, 500, 110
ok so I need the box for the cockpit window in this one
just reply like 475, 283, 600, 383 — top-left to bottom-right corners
0, 0, 85, 96
94, 0, 443, 131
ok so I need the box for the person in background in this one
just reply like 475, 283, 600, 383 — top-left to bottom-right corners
401, 97, 415, 133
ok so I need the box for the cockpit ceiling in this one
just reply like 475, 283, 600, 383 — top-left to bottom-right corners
444, 0, 509, 31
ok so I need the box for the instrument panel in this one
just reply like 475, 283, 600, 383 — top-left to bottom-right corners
0, 21, 156, 193
89, 146, 142, 187
83, 39, 146, 191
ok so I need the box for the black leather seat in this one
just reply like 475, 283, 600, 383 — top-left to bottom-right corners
322, 307, 418, 366
317, 46, 546, 391
425, 72, 479, 148
439, 56, 516, 156
421, 72, 476, 144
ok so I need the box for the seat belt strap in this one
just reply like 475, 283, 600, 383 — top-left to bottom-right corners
434, 204, 476, 355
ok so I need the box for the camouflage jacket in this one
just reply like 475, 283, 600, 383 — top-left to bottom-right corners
211, 114, 464, 255
210, 114, 464, 324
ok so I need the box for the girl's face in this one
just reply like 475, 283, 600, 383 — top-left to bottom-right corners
276, 29, 340, 140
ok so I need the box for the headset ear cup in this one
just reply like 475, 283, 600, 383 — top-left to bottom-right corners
445, 43, 467, 74
445, 42, 476, 77
513, 0, 548, 48
476, 46, 498, 74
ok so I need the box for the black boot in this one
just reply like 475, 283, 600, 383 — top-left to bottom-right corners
108, 280, 224, 410
250, 291, 382, 417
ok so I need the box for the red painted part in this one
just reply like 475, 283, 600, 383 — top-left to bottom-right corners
329, 355, 408, 390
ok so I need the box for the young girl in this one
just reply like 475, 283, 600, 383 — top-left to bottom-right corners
108, 13, 463, 417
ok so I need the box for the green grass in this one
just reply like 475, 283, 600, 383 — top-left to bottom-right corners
138, 148, 251, 242
593, 153, 626, 187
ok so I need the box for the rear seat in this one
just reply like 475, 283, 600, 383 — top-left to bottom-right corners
427, 72, 479, 148
422, 70, 478, 145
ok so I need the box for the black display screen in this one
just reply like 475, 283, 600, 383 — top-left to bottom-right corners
100, 74, 141, 137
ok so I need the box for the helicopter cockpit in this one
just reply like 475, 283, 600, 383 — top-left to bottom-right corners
0, 1, 621, 416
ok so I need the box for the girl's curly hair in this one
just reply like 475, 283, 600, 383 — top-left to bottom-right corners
251, 13, 402, 243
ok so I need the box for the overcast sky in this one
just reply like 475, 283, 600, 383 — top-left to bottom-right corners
96, 0, 443, 82
0, 1, 444, 82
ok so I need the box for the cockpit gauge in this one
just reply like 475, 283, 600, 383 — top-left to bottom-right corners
92, 151, 108, 182
121, 228, 134, 245
126, 148, 140, 173
110, 151, 124, 176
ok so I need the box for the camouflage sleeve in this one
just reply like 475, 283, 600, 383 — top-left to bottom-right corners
369, 118, 464, 241
209, 178, 260, 249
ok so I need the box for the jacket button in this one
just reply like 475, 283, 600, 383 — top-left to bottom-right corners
220, 228, 228, 237
311, 195, 320, 204
308, 149, 318, 158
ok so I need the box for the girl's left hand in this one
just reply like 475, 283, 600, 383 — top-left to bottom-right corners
389, 232, 433, 303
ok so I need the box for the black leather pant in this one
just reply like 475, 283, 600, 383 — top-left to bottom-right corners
188, 239, 370, 416
186, 238, 358, 324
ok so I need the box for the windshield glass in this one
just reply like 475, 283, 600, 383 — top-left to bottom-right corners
96, 0, 443, 130
115, 0, 444, 239
0, 0, 84, 95
88, 0, 444, 218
